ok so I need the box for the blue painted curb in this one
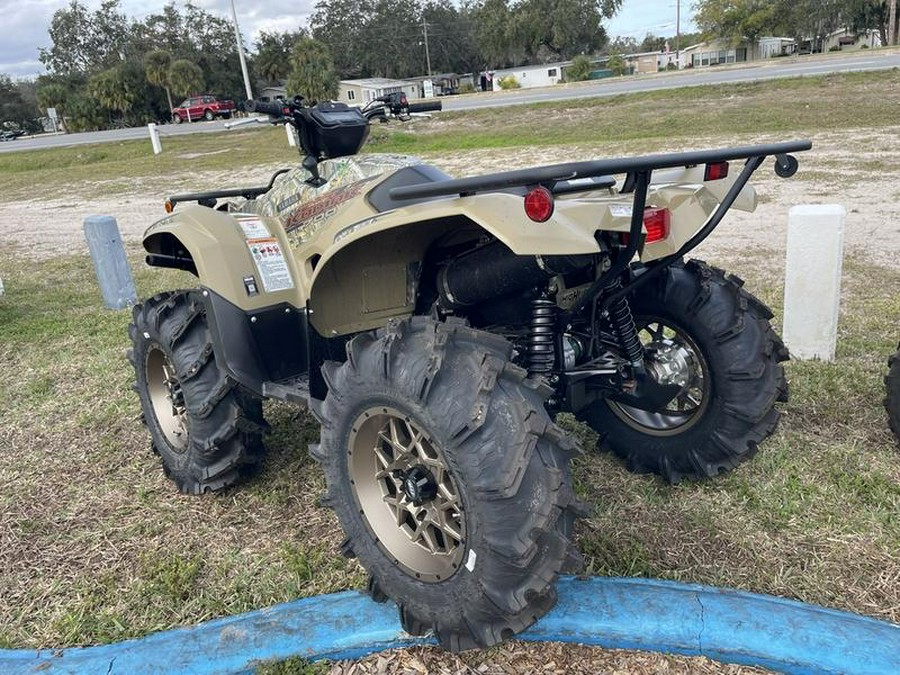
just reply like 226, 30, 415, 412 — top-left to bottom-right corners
2, 576, 898, 674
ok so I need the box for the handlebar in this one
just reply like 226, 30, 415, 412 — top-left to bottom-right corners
245, 99, 290, 117
409, 101, 442, 114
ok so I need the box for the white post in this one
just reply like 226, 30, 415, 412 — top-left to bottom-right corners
782, 204, 846, 361
147, 123, 162, 155
286, 123, 297, 147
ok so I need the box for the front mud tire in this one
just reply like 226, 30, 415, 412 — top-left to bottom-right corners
311, 317, 583, 651
128, 291, 267, 494
884, 345, 900, 443
579, 259, 789, 483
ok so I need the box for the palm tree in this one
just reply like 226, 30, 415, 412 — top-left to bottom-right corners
168, 59, 204, 100
145, 50, 174, 112
88, 65, 139, 120
167, 59, 204, 120
285, 38, 338, 102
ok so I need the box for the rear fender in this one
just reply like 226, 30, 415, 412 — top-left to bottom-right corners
306, 193, 605, 336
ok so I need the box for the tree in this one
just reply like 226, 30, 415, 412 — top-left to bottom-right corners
253, 30, 305, 85
606, 53, 627, 75
168, 59, 204, 100
474, 0, 515, 67
565, 54, 594, 81
0, 75, 41, 132
88, 64, 142, 118
145, 50, 174, 112
511, 0, 617, 61
310, 0, 371, 78
285, 38, 339, 102
693, 0, 779, 46
39, 0, 131, 75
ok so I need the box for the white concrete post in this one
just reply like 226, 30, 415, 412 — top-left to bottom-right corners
286, 123, 297, 147
783, 204, 846, 361
84, 215, 137, 310
147, 123, 162, 155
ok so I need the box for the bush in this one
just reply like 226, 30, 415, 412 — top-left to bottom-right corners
566, 55, 594, 82
828, 45, 841, 52
607, 54, 627, 76
459, 82, 476, 94
498, 75, 521, 90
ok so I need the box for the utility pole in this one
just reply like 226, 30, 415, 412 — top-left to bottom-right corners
229, 0, 254, 102
890, 0, 897, 46
423, 17, 432, 76
675, 0, 681, 68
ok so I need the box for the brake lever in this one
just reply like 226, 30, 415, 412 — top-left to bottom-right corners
224, 116, 272, 130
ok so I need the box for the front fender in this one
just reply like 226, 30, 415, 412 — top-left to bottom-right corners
143, 205, 307, 311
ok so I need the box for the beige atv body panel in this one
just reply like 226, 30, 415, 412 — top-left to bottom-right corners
144, 154, 754, 336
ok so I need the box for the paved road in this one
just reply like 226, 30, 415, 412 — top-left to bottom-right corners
443, 52, 900, 110
2, 51, 898, 154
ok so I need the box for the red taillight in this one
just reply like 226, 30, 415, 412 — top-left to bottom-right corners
643, 207, 670, 243
524, 187, 554, 222
400, 94, 409, 106
704, 161, 729, 181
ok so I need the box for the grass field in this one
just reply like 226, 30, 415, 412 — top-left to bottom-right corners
1, 71, 899, 672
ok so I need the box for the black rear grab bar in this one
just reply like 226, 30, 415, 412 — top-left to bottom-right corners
388, 140, 812, 201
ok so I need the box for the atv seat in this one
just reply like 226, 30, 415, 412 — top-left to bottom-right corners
367, 165, 453, 212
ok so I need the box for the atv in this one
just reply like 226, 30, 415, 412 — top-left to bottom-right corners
128, 91, 810, 650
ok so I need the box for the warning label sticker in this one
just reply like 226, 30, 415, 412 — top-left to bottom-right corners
247, 238, 294, 292
236, 216, 271, 240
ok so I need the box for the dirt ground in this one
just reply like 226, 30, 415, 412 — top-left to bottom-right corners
1, 128, 896, 675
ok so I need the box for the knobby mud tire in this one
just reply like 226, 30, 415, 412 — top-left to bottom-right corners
884, 345, 900, 443
128, 290, 267, 494
311, 317, 584, 651
579, 259, 789, 483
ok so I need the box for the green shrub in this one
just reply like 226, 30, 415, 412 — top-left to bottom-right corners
498, 75, 521, 90
566, 55, 594, 82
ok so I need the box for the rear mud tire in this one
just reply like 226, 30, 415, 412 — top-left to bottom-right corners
128, 290, 267, 494
311, 317, 583, 651
884, 345, 900, 443
579, 259, 789, 483
203, 109, 214, 121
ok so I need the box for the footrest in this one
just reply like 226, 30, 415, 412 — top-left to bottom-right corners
262, 375, 310, 405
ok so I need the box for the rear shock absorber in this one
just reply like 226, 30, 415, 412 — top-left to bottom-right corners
528, 297, 557, 376
607, 281, 645, 367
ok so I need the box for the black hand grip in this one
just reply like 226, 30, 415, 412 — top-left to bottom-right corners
408, 101, 442, 113
246, 99, 287, 116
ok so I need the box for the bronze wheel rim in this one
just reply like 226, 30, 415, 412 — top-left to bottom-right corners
348, 406, 465, 582
608, 318, 710, 436
146, 346, 189, 452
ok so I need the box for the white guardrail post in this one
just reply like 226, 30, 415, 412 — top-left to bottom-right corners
84, 215, 137, 310
783, 204, 846, 361
148, 123, 162, 154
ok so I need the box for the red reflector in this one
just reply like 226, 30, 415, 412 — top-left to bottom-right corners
524, 187, 554, 222
643, 207, 670, 243
400, 94, 408, 106
704, 161, 729, 181
164, 200, 174, 213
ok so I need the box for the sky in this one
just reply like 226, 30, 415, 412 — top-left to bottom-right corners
0, 0, 697, 81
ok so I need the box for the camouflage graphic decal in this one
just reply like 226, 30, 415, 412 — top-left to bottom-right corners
233, 154, 424, 249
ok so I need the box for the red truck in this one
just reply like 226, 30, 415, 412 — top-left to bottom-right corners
171, 95, 235, 123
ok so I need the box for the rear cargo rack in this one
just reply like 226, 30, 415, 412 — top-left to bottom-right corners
388, 140, 811, 201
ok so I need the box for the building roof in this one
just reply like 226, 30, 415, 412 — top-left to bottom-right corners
340, 78, 414, 88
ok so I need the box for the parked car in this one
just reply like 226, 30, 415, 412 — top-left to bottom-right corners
0, 130, 24, 141
171, 95, 235, 123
